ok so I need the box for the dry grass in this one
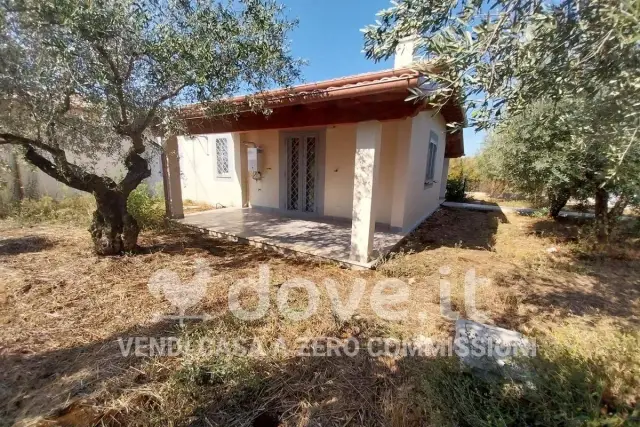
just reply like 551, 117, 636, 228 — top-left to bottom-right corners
183, 199, 215, 214
464, 191, 640, 216
1, 207, 639, 426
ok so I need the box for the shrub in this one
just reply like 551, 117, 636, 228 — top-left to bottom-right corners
408, 328, 639, 426
446, 177, 467, 202
126, 184, 166, 230
8, 195, 95, 223
0, 187, 16, 219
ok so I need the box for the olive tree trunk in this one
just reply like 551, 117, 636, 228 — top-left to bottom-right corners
548, 187, 571, 218
12, 141, 152, 255
90, 190, 141, 255
88, 148, 150, 255
594, 187, 609, 242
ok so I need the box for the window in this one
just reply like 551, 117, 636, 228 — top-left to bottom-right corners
425, 130, 438, 186
215, 137, 230, 177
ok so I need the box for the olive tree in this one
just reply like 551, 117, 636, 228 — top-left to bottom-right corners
479, 101, 585, 217
0, 0, 301, 254
363, 0, 639, 239
481, 99, 640, 220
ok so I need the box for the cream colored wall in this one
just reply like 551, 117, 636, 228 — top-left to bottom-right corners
177, 132, 243, 208
400, 110, 448, 231
322, 122, 398, 225
243, 130, 280, 209
376, 122, 399, 225
171, 111, 444, 230
323, 124, 356, 219
390, 118, 412, 229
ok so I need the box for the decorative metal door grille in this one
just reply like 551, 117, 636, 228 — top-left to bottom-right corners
286, 137, 300, 210
304, 137, 316, 212
286, 134, 318, 213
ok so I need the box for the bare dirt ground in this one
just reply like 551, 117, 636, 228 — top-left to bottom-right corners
1, 207, 638, 426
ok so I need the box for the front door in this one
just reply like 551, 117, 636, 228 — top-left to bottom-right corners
285, 133, 318, 213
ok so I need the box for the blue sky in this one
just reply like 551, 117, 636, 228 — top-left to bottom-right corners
281, 0, 486, 156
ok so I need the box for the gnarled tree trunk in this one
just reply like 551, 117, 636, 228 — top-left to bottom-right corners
594, 187, 609, 243
88, 147, 150, 255
90, 190, 141, 255
548, 187, 571, 218
607, 194, 629, 236
0, 133, 152, 255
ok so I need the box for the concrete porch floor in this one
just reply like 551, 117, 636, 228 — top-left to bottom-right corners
176, 208, 406, 268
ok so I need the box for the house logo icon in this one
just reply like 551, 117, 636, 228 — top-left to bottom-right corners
148, 258, 211, 324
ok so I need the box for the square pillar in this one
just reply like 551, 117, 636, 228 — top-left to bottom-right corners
161, 135, 184, 219
440, 158, 450, 200
350, 121, 382, 263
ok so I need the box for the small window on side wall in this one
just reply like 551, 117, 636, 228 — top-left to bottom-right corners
215, 137, 230, 178
424, 130, 438, 187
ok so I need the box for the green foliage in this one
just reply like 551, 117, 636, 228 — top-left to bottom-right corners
409, 332, 638, 427
6, 195, 95, 223
478, 101, 580, 201
531, 207, 551, 218
477, 99, 639, 218
126, 184, 165, 230
363, 0, 640, 211
0, 0, 302, 251
0, 0, 303, 152
450, 157, 481, 188
1, 185, 164, 229
445, 177, 466, 202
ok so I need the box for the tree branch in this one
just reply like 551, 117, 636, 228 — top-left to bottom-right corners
138, 84, 187, 133
118, 147, 151, 195
22, 146, 74, 189
0, 133, 63, 157
1, 133, 117, 194
603, 124, 639, 187
93, 43, 129, 127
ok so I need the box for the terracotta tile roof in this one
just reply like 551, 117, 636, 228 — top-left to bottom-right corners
179, 67, 465, 157
179, 68, 420, 117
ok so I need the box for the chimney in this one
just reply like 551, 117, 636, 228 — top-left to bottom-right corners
394, 35, 418, 69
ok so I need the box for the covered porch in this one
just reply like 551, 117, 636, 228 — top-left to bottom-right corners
177, 207, 405, 268
161, 67, 464, 267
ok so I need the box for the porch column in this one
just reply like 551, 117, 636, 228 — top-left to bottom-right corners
161, 134, 184, 219
440, 158, 450, 200
350, 121, 382, 264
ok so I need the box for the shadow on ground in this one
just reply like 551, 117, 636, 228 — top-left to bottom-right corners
0, 320, 178, 426
2, 322, 622, 426
491, 216, 640, 330
394, 206, 509, 253
2, 212, 638, 425
0, 236, 54, 256
140, 227, 327, 272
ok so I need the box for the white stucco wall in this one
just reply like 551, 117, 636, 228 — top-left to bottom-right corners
172, 111, 447, 231
376, 122, 399, 226
242, 130, 280, 209
399, 110, 448, 231
390, 117, 412, 229
177, 132, 243, 208
323, 122, 398, 224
